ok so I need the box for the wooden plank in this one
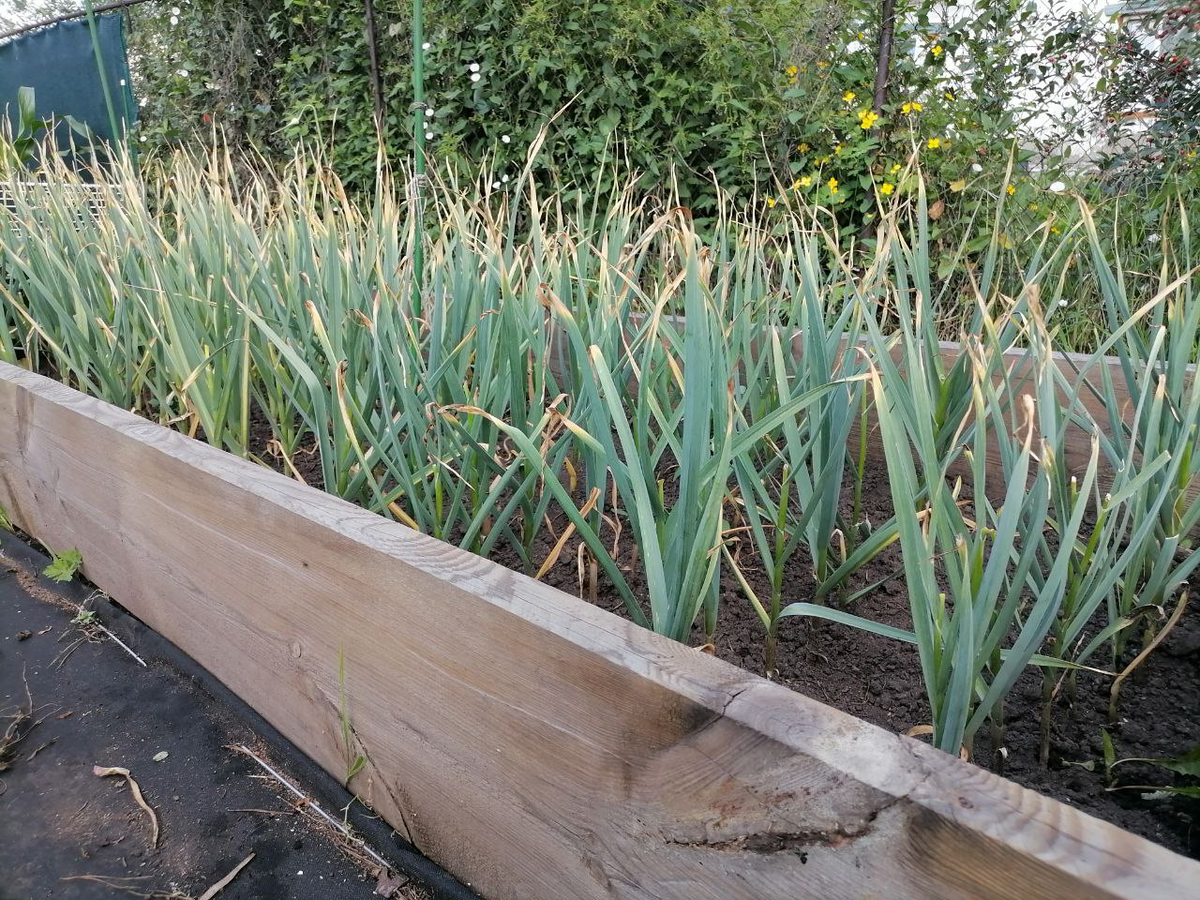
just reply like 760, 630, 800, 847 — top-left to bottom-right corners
0, 359, 1194, 900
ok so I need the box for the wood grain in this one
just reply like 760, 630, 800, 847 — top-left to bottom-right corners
0, 360, 1194, 900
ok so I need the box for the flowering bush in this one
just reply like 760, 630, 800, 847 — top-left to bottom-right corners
771, 2, 1089, 236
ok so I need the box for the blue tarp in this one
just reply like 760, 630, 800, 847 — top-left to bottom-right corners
0, 15, 136, 148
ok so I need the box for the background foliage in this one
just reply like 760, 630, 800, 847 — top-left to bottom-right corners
267, 0, 826, 214
126, 0, 278, 151
101, 2, 1200, 225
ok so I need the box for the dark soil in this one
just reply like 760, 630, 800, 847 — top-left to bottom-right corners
507, 464, 1200, 859
245, 406, 326, 491
0, 532, 477, 900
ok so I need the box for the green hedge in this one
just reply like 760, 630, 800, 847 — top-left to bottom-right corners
139, 0, 824, 216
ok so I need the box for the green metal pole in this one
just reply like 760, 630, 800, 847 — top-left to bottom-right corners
411, 0, 426, 318
82, 0, 122, 154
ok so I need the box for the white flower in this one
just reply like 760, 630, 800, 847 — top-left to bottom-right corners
492, 181, 501, 189
1148, 233, 1161, 243
254, 48, 263, 57
170, 15, 178, 24
469, 62, 481, 72
177, 68, 189, 78
139, 97, 147, 107
470, 73, 481, 82
1058, 299, 1067, 308
501, 174, 509, 183
170, 6, 180, 14
501, 134, 511, 144
425, 108, 434, 117
971, 163, 982, 173
1048, 181, 1066, 193
422, 42, 431, 50
846, 40, 863, 53
425, 131, 434, 140
139, 134, 147, 142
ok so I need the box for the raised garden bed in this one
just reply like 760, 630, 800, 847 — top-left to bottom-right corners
3, 359, 1197, 900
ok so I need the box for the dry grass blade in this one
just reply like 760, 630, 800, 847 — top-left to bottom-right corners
196, 852, 255, 900
1109, 592, 1189, 722
60, 874, 188, 899
536, 487, 600, 580
93, 764, 160, 848
230, 744, 393, 873
0, 665, 34, 773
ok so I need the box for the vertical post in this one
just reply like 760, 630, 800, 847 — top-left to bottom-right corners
83, 0, 122, 151
364, 0, 385, 133
872, 0, 898, 114
411, 0, 426, 318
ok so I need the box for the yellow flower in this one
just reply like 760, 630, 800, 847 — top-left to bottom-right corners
1188, 150, 1197, 159
786, 65, 799, 77
890, 163, 902, 173
817, 60, 827, 69
927, 137, 941, 149
828, 177, 839, 194
843, 90, 856, 103
932, 45, 943, 57
944, 90, 955, 101
818, 155, 831, 164
798, 142, 810, 153
1028, 203, 1039, 211
880, 182, 895, 195
1051, 226, 1061, 234
766, 197, 776, 208
1006, 184, 1016, 196
798, 175, 812, 188
835, 142, 844, 154
859, 109, 878, 130
901, 101, 923, 115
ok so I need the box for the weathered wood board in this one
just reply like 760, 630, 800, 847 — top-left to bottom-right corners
0, 360, 1195, 899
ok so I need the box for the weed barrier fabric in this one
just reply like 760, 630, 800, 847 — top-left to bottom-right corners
0, 15, 136, 148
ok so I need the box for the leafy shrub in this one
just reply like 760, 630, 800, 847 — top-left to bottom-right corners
775, 2, 1087, 228
268, 0, 823, 214
127, 0, 279, 151
1097, 2, 1200, 178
